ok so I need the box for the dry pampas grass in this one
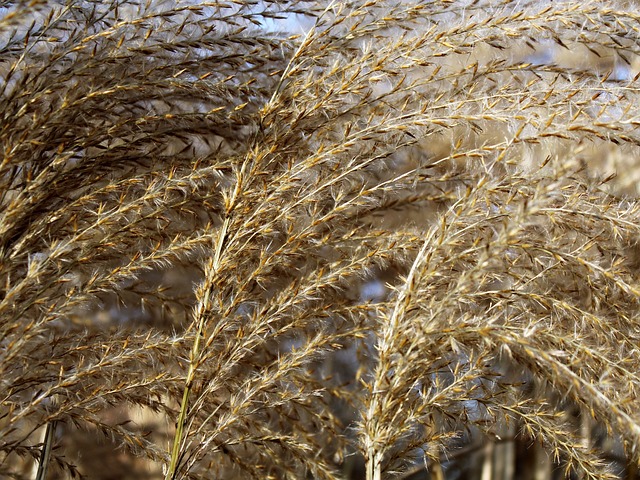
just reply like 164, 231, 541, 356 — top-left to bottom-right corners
2, 0, 640, 479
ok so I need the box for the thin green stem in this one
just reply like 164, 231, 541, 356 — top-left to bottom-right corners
165, 218, 229, 480
35, 420, 57, 480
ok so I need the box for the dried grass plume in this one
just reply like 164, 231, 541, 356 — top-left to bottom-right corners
2, 0, 640, 479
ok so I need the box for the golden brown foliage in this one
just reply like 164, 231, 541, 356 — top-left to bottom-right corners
2, 0, 640, 479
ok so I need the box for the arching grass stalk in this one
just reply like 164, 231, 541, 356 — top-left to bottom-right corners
165, 217, 230, 480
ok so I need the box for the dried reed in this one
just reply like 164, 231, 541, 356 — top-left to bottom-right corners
2, 1, 640, 479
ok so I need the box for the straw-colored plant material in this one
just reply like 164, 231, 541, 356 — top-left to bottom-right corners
2, 1, 640, 479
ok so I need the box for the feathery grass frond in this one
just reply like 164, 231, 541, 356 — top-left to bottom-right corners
3, 1, 640, 479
